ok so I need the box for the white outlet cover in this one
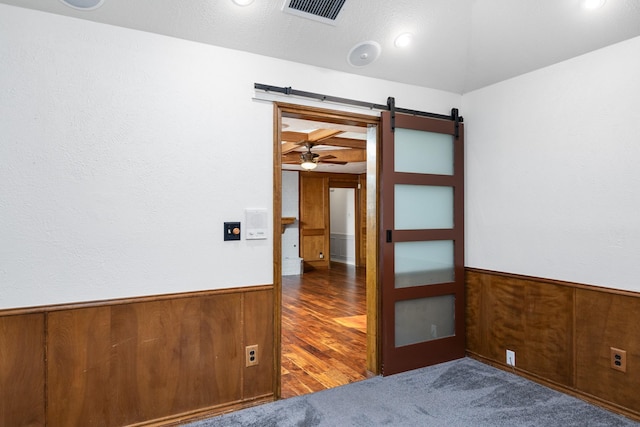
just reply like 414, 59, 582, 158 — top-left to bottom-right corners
506, 349, 516, 366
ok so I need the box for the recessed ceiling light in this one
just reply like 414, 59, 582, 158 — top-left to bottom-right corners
59, 0, 104, 10
232, 0, 254, 6
394, 33, 413, 48
581, 0, 606, 10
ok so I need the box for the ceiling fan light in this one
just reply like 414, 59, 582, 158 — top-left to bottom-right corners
301, 160, 318, 170
300, 149, 319, 170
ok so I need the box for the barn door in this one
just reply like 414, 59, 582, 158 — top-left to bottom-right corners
380, 111, 465, 375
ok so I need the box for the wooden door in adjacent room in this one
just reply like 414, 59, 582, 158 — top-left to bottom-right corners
299, 173, 330, 270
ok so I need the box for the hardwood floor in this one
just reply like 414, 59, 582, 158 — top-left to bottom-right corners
281, 262, 368, 398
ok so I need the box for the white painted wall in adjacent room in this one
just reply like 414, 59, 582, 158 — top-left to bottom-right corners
330, 188, 355, 265
463, 36, 640, 292
330, 188, 355, 235
0, 4, 461, 309
281, 171, 301, 275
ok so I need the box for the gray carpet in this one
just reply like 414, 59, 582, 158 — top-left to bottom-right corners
186, 358, 639, 427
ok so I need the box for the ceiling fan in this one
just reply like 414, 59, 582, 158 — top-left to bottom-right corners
281, 128, 365, 170
298, 143, 345, 170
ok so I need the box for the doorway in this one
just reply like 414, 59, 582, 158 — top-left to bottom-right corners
273, 103, 380, 398
273, 100, 466, 398
329, 187, 356, 266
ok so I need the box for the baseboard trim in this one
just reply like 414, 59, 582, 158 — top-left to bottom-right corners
466, 268, 640, 421
468, 349, 640, 422
467, 350, 640, 421
135, 394, 275, 426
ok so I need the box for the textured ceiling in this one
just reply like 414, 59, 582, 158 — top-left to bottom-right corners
2, 0, 640, 94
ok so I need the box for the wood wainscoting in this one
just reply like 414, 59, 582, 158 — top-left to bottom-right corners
298, 172, 367, 271
466, 268, 640, 421
0, 286, 274, 427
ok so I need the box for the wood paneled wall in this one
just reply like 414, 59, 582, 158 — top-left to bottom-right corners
466, 269, 640, 420
0, 313, 45, 427
299, 172, 366, 270
0, 286, 274, 427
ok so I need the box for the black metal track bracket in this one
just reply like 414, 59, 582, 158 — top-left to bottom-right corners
451, 108, 461, 139
387, 97, 396, 132
254, 83, 464, 129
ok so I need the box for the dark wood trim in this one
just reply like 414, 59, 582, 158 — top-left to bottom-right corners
366, 125, 381, 374
272, 104, 284, 399
136, 394, 274, 426
467, 352, 640, 422
466, 267, 640, 297
274, 102, 381, 377
0, 284, 273, 317
274, 102, 379, 127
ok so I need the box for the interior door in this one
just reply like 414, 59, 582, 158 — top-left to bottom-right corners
299, 173, 330, 269
381, 111, 465, 375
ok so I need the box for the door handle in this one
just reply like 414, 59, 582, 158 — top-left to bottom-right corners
386, 230, 392, 243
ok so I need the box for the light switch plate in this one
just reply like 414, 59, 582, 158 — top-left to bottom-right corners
224, 222, 241, 241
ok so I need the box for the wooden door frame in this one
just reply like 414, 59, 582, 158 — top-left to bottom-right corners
272, 102, 380, 398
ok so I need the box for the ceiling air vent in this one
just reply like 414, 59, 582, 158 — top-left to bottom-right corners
282, 0, 347, 25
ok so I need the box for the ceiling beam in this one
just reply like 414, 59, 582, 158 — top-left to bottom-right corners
281, 131, 308, 143
281, 141, 302, 154
317, 137, 366, 149
281, 148, 365, 164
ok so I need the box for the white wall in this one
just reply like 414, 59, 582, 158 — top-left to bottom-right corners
0, 4, 461, 309
463, 36, 640, 292
281, 171, 299, 262
330, 188, 355, 235
330, 188, 356, 265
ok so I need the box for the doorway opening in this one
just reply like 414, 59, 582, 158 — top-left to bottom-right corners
273, 103, 380, 398
329, 187, 356, 266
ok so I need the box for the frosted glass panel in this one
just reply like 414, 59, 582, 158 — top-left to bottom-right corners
395, 185, 453, 230
395, 240, 454, 288
395, 128, 453, 175
395, 294, 455, 347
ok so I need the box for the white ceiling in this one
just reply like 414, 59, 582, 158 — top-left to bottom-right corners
2, 0, 640, 94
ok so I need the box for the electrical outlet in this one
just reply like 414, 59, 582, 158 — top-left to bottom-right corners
506, 349, 516, 367
246, 344, 259, 367
610, 347, 626, 373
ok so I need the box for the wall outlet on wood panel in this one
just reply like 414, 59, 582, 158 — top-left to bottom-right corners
506, 349, 516, 367
610, 347, 626, 373
246, 344, 259, 367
